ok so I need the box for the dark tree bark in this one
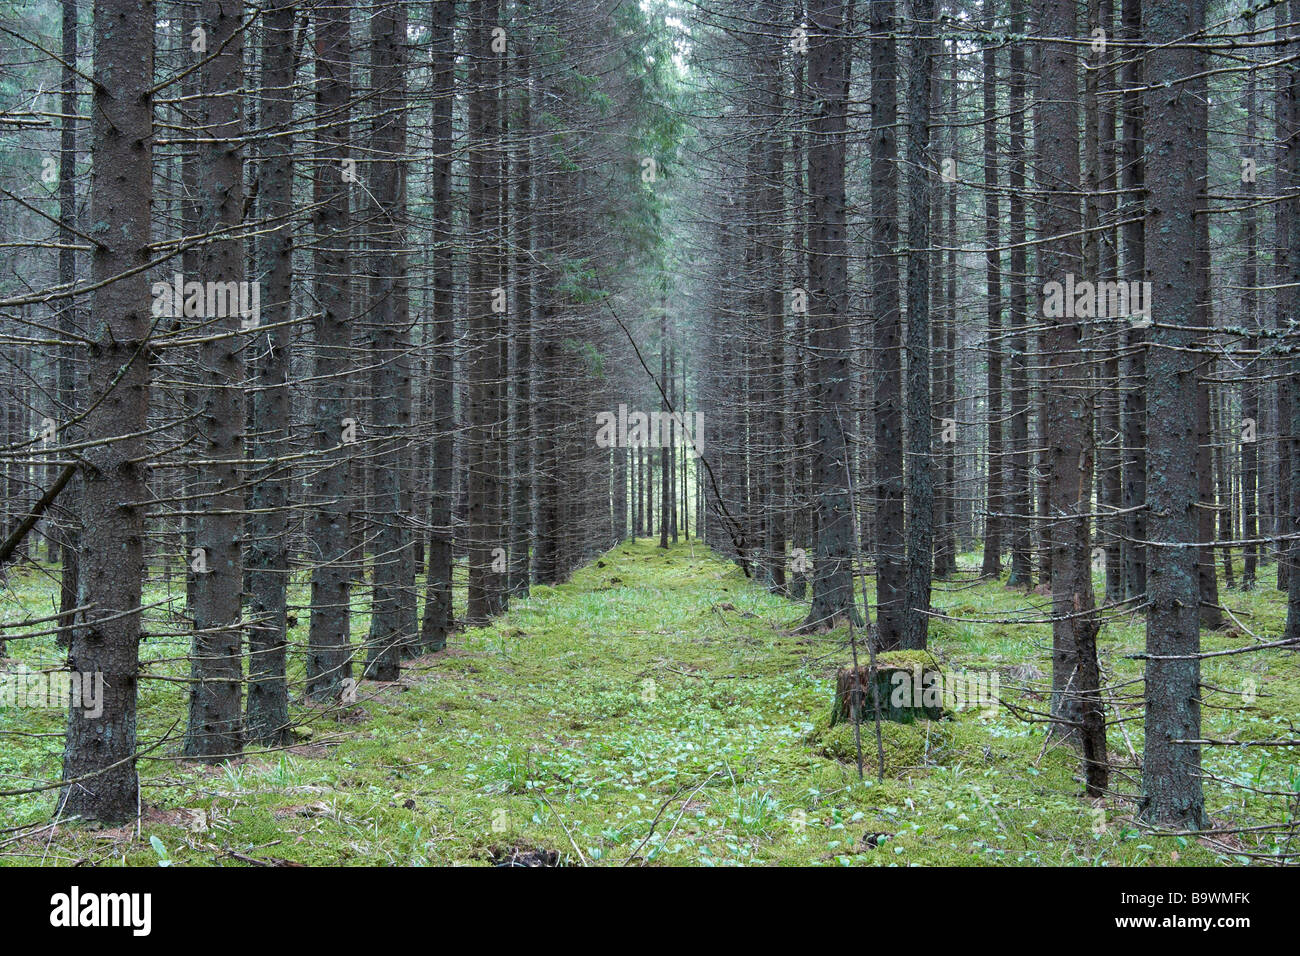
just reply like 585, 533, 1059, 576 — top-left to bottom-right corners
532, 161, 562, 585
1093, 0, 1124, 604
494, 22, 511, 611
1035, 0, 1107, 794
1278, 8, 1294, 594
184, 0, 247, 761
762, 0, 786, 592
929, 57, 948, 584
871, 0, 904, 645
1241, 57, 1260, 590
980, 36, 1002, 579
364, 0, 412, 682
1140, 0, 1208, 830
902, 0, 935, 649
467, 0, 506, 622
1006, 0, 1032, 588
55, 0, 79, 646
802, 0, 859, 631
1283, 0, 1300, 644
509, 7, 534, 596
670, 341, 679, 545
660, 310, 670, 550
873, 0, 904, 647
934, 47, 958, 580
60, 0, 155, 821
1119, 0, 1147, 602
789, 17, 812, 602
306, 0, 356, 701
1193, 74, 1222, 629
246, 0, 296, 744
421, 0, 456, 653
633, 441, 642, 537
1213, 391, 1235, 590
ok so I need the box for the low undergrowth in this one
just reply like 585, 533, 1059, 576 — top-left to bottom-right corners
1, 539, 1297, 865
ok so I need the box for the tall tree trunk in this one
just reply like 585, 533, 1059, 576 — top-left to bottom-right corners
494, 23, 511, 612
871, 0, 904, 645
364, 0, 411, 682
184, 0, 247, 761
467, 0, 505, 622
1006, 0, 1032, 588
1035, 0, 1107, 794
1194, 75, 1222, 628
633, 442, 642, 537
1277, 8, 1296, 595
1120, 0, 1147, 602
1140, 0, 1208, 830
54, 0, 79, 647
1242, 56, 1260, 590
1094, 0, 1124, 604
930, 57, 949, 583
246, 0, 296, 744
509, 7, 533, 595
421, 0, 456, 653
60, 0, 154, 821
306, 0, 355, 701
902, 0, 934, 648
670, 341, 679, 544
802, 0, 859, 632
936, 46, 958, 579
980, 35, 1002, 579
532, 166, 561, 585
1214, 390, 1236, 589
1282, 0, 1300, 643
790, 16, 812, 602
762, 0, 785, 590
660, 310, 670, 550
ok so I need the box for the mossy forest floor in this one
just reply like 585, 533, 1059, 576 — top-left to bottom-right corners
2, 538, 1297, 865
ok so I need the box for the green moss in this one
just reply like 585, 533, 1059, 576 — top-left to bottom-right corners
810, 713, 956, 771
2, 540, 1296, 866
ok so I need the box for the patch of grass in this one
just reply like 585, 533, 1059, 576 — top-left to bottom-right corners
1, 539, 1297, 865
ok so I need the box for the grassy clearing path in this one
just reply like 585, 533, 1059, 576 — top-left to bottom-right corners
2, 539, 1296, 865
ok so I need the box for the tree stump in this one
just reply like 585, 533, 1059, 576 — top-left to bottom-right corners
830, 656, 945, 725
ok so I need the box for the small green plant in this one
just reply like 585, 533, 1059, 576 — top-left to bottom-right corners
149, 835, 172, 867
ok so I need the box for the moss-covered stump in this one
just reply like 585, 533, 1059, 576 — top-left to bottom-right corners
830, 652, 945, 725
